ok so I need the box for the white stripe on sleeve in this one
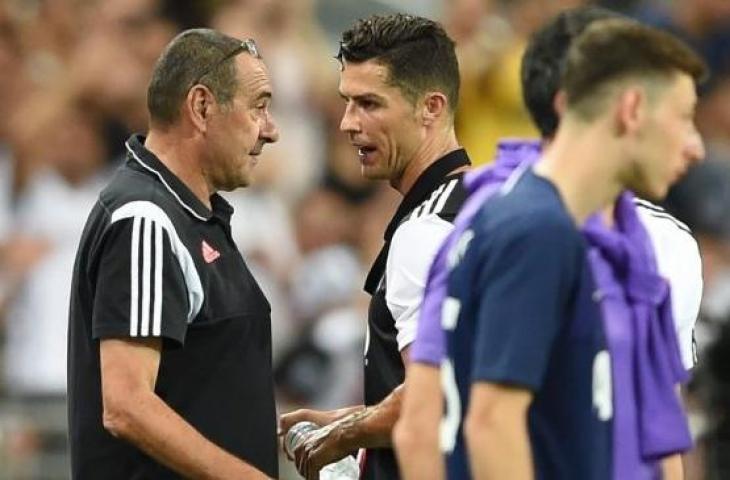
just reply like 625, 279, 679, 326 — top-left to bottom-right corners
153, 220, 163, 336
112, 201, 204, 326
140, 218, 152, 336
130, 216, 141, 337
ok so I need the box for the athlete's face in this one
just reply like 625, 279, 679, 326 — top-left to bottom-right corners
625, 73, 704, 200
338, 59, 423, 183
206, 54, 279, 191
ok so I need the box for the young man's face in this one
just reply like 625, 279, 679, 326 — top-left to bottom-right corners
206, 54, 279, 191
627, 73, 704, 200
338, 59, 423, 183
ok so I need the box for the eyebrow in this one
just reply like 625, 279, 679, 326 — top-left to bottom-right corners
338, 92, 385, 103
254, 90, 272, 101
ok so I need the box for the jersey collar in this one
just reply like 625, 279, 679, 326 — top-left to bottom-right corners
384, 148, 471, 242
364, 148, 471, 294
125, 134, 233, 223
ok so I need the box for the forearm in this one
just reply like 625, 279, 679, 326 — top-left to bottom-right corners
333, 385, 404, 451
328, 405, 366, 423
105, 389, 268, 479
465, 416, 533, 480
662, 454, 684, 480
464, 384, 534, 480
394, 364, 444, 480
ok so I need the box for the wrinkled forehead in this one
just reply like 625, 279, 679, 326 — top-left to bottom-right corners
234, 54, 273, 98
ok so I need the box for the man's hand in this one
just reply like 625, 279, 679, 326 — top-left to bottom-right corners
293, 423, 352, 480
279, 409, 337, 434
278, 406, 362, 448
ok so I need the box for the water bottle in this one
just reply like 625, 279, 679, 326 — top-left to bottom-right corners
285, 421, 360, 480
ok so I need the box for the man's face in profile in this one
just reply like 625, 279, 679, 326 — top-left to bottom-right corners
338, 59, 422, 183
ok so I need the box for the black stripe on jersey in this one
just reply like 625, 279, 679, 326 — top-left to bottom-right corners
635, 201, 693, 235
636, 208, 692, 235
634, 198, 668, 214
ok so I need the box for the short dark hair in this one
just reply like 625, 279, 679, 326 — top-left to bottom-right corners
337, 13, 460, 112
562, 19, 708, 119
521, 6, 621, 138
147, 28, 242, 126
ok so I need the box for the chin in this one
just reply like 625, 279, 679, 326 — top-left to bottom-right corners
360, 166, 387, 181
637, 185, 667, 202
219, 177, 251, 191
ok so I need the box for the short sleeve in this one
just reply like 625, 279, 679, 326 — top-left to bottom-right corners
410, 233, 454, 365
92, 214, 189, 345
386, 214, 453, 352
470, 213, 582, 390
667, 238, 702, 370
638, 208, 703, 369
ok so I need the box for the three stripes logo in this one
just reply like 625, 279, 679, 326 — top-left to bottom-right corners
129, 216, 164, 337
410, 178, 458, 220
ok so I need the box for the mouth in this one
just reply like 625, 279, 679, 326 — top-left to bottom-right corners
249, 142, 265, 163
354, 144, 377, 165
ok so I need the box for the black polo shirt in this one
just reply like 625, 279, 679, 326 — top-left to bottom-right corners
67, 134, 278, 479
362, 149, 470, 480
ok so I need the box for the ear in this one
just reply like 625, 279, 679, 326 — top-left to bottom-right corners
184, 85, 216, 133
553, 90, 567, 119
421, 92, 448, 126
614, 86, 644, 136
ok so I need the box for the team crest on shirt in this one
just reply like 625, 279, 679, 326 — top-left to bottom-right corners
201, 240, 221, 263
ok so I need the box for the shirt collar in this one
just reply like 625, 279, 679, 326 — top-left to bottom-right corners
383, 148, 471, 242
363, 148, 470, 295
125, 134, 233, 223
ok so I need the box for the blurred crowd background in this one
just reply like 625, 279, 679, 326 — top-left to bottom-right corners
0, 0, 728, 478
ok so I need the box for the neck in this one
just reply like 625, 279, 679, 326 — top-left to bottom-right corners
144, 127, 212, 208
534, 118, 622, 226
393, 126, 462, 196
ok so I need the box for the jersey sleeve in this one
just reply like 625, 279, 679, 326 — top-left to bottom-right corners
667, 236, 702, 370
470, 213, 582, 390
409, 237, 453, 366
91, 213, 190, 345
638, 208, 703, 369
386, 214, 454, 352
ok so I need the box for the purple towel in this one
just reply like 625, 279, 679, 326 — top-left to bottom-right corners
583, 192, 692, 466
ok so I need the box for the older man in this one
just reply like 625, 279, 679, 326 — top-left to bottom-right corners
67, 29, 279, 479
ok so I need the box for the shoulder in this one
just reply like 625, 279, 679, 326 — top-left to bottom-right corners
634, 198, 693, 237
389, 213, 454, 274
478, 194, 579, 249
453, 201, 584, 290
99, 164, 186, 230
634, 198, 702, 346
408, 173, 469, 223
634, 198, 699, 263
394, 212, 454, 246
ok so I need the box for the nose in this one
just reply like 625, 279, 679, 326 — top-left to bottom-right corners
339, 102, 360, 134
260, 110, 279, 144
685, 129, 705, 167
